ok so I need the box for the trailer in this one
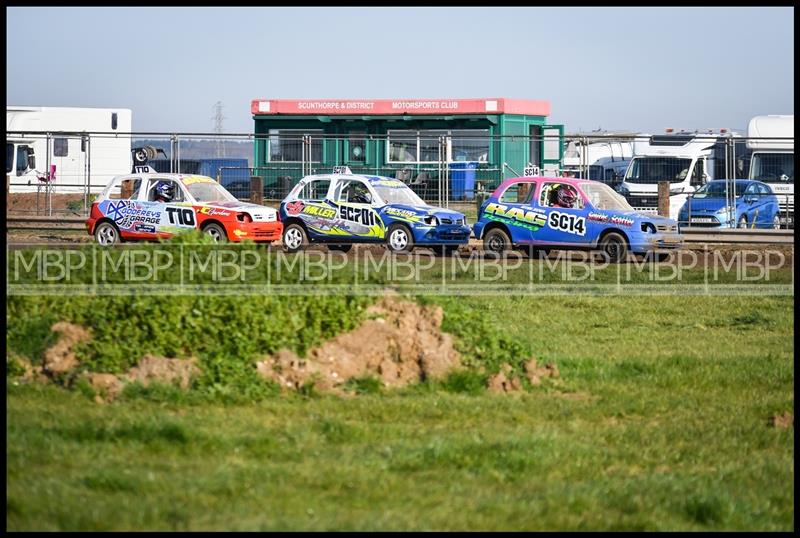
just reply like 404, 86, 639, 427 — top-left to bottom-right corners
562, 136, 635, 184
6, 106, 132, 194
746, 115, 794, 227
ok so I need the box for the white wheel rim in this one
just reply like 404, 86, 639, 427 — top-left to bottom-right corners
285, 228, 303, 249
97, 225, 116, 245
389, 229, 408, 250
206, 227, 222, 241
738, 218, 747, 229
773, 216, 780, 229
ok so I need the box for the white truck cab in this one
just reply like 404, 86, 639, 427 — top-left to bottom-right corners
746, 115, 794, 227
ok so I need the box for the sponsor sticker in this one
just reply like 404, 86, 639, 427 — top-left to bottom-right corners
547, 211, 586, 236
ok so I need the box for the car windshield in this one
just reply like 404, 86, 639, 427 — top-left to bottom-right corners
185, 180, 238, 203
750, 153, 794, 184
625, 157, 693, 184
579, 182, 634, 211
693, 181, 752, 198
373, 181, 426, 206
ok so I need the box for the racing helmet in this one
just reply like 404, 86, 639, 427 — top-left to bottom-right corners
155, 181, 175, 201
557, 185, 577, 208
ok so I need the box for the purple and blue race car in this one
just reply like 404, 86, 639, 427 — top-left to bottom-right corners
473, 176, 683, 261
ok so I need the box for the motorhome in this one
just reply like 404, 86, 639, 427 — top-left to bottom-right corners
746, 115, 794, 226
616, 129, 749, 220
6, 106, 132, 193
562, 136, 635, 184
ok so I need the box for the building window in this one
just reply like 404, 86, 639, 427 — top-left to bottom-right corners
348, 132, 367, 163
420, 130, 446, 162
451, 129, 489, 162
268, 129, 323, 162
388, 130, 417, 163
54, 138, 69, 157
388, 129, 490, 163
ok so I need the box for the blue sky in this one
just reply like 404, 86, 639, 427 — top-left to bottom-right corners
6, 6, 794, 134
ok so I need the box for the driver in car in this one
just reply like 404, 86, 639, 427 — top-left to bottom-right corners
350, 183, 372, 204
154, 181, 176, 203
551, 184, 578, 208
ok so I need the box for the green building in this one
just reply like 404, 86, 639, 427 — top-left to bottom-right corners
250, 97, 563, 200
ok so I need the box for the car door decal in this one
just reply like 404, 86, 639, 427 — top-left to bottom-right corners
547, 211, 587, 236
483, 202, 547, 232
330, 202, 385, 237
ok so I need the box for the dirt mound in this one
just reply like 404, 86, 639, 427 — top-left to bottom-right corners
487, 358, 561, 393
30, 323, 202, 401
42, 322, 91, 376
256, 297, 461, 393
126, 354, 201, 390
770, 412, 794, 429
78, 356, 201, 402
83, 373, 125, 402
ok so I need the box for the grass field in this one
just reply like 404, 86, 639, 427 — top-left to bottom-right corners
6, 294, 794, 531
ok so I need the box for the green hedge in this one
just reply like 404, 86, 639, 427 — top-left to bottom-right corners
7, 295, 372, 400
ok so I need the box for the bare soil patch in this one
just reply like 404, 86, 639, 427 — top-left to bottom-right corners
7, 193, 89, 217
770, 412, 794, 429
42, 322, 91, 376
256, 297, 461, 394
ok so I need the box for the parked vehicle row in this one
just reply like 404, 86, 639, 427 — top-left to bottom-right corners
676, 180, 783, 229
86, 167, 687, 262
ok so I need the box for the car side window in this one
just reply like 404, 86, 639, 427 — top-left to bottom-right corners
744, 184, 758, 196
498, 182, 535, 204
336, 180, 372, 204
107, 177, 141, 199
539, 182, 584, 209
146, 179, 185, 202
758, 184, 771, 196
297, 179, 331, 201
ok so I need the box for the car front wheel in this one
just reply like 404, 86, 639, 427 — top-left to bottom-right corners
737, 215, 748, 229
203, 223, 228, 242
598, 232, 628, 263
386, 224, 414, 253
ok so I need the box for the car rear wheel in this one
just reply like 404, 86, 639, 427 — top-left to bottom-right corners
772, 214, 781, 229
203, 223, 228, 243
387, 224, 414, 253
95, 221, 120, 246
598, 232, 628, 263
483, 227, 511, 255
283, 223, 308, 253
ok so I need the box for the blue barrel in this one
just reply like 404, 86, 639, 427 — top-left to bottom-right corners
449, 161, 478, 200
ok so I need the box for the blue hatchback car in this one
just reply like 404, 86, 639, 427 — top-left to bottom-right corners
473, 176, 683, 262
279, 171, 471, 253
677, 180, 782, 229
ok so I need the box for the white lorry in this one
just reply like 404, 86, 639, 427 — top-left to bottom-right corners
6, 106, 132, 194
616, 130, 749, 220
746, 115, 794, 227
562, 135, 635, 184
